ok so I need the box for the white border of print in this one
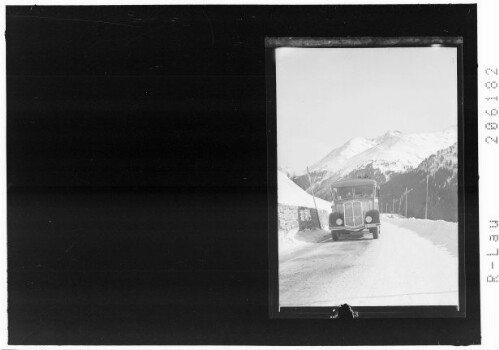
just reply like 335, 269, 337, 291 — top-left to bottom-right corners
0, 1, 497, 350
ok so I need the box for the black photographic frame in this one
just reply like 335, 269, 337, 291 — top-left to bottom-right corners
7, 4, 479, 346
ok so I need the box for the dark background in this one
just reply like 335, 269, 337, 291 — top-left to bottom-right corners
7, 5, 478, 345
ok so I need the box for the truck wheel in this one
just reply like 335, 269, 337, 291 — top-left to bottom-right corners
370, 226, 379, 239
331, 231, 340, 241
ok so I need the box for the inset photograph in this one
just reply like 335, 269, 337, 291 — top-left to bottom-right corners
269, 38, 463, 316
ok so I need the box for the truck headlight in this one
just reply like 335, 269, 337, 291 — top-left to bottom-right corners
336, 218, 343, 225
365, 216, 372, 223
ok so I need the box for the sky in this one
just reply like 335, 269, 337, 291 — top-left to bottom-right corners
276, 47, 458, 174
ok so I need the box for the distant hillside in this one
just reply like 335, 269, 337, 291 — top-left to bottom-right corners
379, 143, 457, 222
292, 141, 458, 222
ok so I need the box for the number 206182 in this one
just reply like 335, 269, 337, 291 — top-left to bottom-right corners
485, 68, 498, 144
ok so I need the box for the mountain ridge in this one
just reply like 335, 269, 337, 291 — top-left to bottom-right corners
290, 127, 458, 221
302, 126, 456, 184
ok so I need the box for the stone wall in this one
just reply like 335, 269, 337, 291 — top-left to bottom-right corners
278, 204, 329, 233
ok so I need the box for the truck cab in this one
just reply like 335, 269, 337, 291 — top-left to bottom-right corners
329, 178, 381, 241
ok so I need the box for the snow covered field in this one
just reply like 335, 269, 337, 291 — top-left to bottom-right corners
279, 214, 458, 307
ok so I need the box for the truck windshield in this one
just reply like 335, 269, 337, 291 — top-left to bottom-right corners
354, 185, 373, 198
335, 187, 353, 200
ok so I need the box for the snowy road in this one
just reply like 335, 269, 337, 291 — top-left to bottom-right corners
279, 215, 459, 307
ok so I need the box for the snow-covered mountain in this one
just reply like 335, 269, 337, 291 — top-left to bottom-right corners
292, 126, 457, 203
308, 136, 378, 175
307, 127, 457, 183
379, 142, 458, 222
416, 142, 457, 183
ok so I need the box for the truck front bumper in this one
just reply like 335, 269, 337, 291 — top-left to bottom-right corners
330, 223, 378, 230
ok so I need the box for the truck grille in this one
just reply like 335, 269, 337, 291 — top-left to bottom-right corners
344, 201, 363, 228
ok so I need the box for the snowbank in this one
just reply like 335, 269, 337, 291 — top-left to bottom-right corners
383, 213, 405, 219
278, 171, 335, 257
278, 171, 331, 212
279, 228, 331, 257
382, 214, 458, 257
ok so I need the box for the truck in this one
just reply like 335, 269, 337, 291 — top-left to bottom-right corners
328, 178, 381, 241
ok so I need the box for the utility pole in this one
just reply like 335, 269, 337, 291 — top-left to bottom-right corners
405, 187, 408, 217
399, 187, 413, 218
425, 175, 429, 219
307, 167, 321, 229
392, 198, 395, 213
